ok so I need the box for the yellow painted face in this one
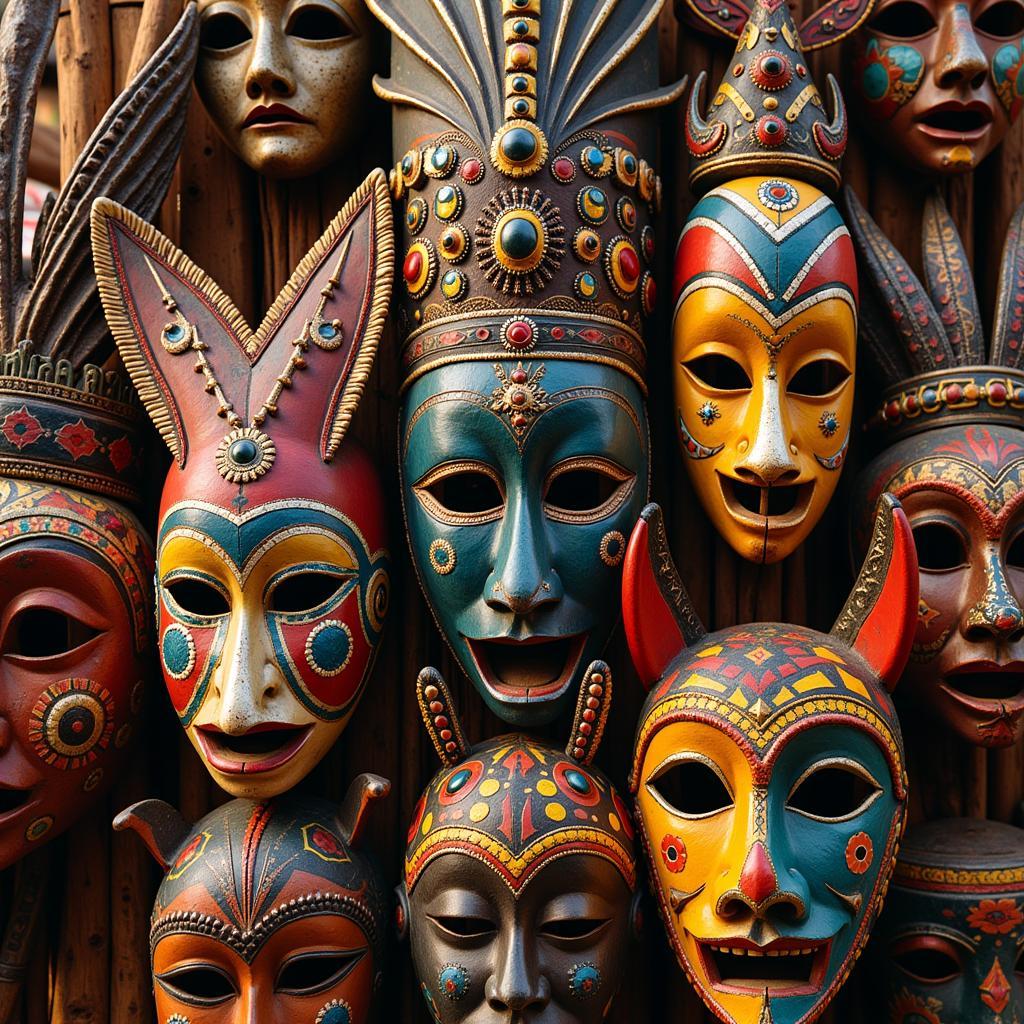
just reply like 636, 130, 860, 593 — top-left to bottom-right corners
672, 177, 858, 563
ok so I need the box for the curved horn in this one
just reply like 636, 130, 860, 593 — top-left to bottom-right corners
684, 72, 728, 159
113, 799, 191, 872
810, 74, 848, 163
338, 773, 390, 849
567, 660, 612, 765
416, 666, 470, 766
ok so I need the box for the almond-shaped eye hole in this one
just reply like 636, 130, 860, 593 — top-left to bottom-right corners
156, 964, 238, 1006
540, 918, 610, 941
429, 915, 498, 939
648, 758, 734, 818
913, 521, 968, 571
267, 572, 347, 613
787, 762, 881, 822
787, 359, 850, 397
543, 459, 634, 523
288, 4, 353, 40
976, 0, 1024, 36
890, 937, 963, 983
415, 462, 505, 524
869, 0, 938, 36
3, 607, 102, 658
684, 353, 752, 391
275, 949, 364, 995
164, 578, 230, 618
1006, 531, 1024, 570
200, 11, 252, 50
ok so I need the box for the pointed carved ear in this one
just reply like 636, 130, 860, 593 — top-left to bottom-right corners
90, 197, 253, 467
622, 504, 706, 689
113, 799, 191, 871
416, 667, 470, 766
566, 660, 612, 765
831, 493, 918, 691
800, 0, 877, 49
337, 773, 390, 849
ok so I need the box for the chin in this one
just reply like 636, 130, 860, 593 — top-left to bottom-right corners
242, 137, 333, 181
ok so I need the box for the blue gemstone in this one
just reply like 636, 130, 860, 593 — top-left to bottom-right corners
164, 324, 185, 342
229, 438, 259, 465
432, 147, 450, 169
318, 322, 338, 340
438, 186, 454, 202
624, 153, 637, 173
446, 768, 472, 793
513, 98, 529, 114
923, 388, 938, 405
501, 126, 538, 162
584, 147, 604, 170
512, 75, 529, 92
565, 769, 591, 794
310, 624, 351, 674
402, 154, 413, 174
513, 19, 528, 33
443, 271, 458, 286
500, 217, 539, 260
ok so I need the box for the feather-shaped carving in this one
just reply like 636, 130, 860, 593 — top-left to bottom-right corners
0, 0, 59, 351
368, 0, 684, 146
991, 199, 1024, 370
9, 1, 198, 368
842, 187, 954, 377
921, 193, 984, 364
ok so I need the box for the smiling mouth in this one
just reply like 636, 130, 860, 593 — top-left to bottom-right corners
719, 476, 814, 529
465, 634, 586, 702
916, 104, 993, 141
242, 104, 314, 130
941, 663, 1024, 707
699, 938, 830, 995
195, 724, 313, 775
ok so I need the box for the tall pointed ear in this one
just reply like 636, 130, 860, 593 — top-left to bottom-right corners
337, 773, 390, 849
800, 0, 877, 49
90, 197, 253, 467
416, 667, 470, 766
113, 799, 191, 872
566, 660, 612, 765
250, 168, 394, 461
831, 493, 918, 691
622, 504, 706, 690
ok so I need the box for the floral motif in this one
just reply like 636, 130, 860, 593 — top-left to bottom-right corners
491, 362, 550, 438
855, 39, 924, 119
54, 419, 100, 461
888, 988, 942, 1024
107, 435, 133, 473
697, 401, 720, 427
966, 897, 1024, 934
0, 405, 44, 450
992, 40, 1024, 120
846, 832, 873, 874
819, 410, 839, 438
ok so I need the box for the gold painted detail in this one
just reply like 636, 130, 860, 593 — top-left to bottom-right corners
895, 862, 1024, 889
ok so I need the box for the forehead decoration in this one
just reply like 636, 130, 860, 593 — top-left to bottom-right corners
0, 0, 196, 869
116, 776, 390, 964
404, 661, 635, 897
625, 499, 918, 1024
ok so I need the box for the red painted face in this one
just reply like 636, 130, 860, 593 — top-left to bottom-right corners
0, 478, 152, 868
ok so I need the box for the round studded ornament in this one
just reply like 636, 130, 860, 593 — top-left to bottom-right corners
29, 678, 115, 771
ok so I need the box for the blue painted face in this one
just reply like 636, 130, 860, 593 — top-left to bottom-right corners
401, 359, 649, 725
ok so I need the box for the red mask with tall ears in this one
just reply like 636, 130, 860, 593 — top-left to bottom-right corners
625, 497, 917, 1024
90, 172, 394, 799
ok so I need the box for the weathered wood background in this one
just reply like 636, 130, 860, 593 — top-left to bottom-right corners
11, 0, 1022, 1021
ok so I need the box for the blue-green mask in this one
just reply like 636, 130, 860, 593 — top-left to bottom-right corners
401, 356, 649, 725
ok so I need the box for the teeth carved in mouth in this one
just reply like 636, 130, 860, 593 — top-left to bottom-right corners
196, 724, 313, 775
700, 940, 829, 994
465, 635, 585, 702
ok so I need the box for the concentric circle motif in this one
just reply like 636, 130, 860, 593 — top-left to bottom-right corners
162, 624, 196, 681
160, 321, 191, 354
750, 49, 793, 90
305, 620, 353, 678
551, 156, 576, 182
757, 179, 800, 212
438, 223, 470, 263
25, 816, 52, 843
403, 238, 439, 299
574, 271, 599, 302
438, 760, 484, 805
215, 426, 276, 484
846, 831, 874, 874
755, 115, 788, 147
434, 184, 464, 222
315, 999, 352, 1024
555, 761, 601, 806
29, 678, 115, 771
580, 144, 612, 178
599, 529, 625, 566
661, 834, 687, 873
604, 236, 641, 299
439, 963, 470, 1001
616, 196, 638, 233
577, 186, 609, 225
313, 317, 344, 350
477, 188, 564, 294
400, 148, 425, 189
499, 316, 538, 352
429, 537, 457, 575
366, 567, 390, 634
568, 963, 602, 1000
573, 227, 602, 263
440, 269, 468, 302
641, 272, 657, 317
490, 120, 548, 177
614, 148, 639, 187
406, 197, 428, 234
424, 144, 458, 178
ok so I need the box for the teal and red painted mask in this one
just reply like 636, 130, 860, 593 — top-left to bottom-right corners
625, 498, 918, 1024
869, 819, 1024, 1024
847, 189, 1024, 748
90, 171, 393, 798
847, 0, 1024, 174
398, 662, 637, 1023
116, 776, 390, 1024
368, 0, 685, 724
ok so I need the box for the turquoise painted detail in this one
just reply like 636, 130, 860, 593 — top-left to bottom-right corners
309, 623, 351, 674
162, 627, 193, 677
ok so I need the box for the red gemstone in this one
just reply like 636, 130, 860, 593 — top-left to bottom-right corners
946, 384, 963, 403
512, 414, 527, 428
990, 381, 1008, 401
885, 400, 901, 421
553, 157, 574, 181
475, 327, 490, 340
403, 250, 423, 283
619, 246, 640, 283
506, 320, 534, 348
460, 158, 482, 183
551, 326, 565, 340
511, 390, 528, 406
510, 43, 531, 67
511, 369, 527, 383
905, 395, 917, 412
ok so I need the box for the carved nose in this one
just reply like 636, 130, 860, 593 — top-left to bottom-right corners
739, 841, 777, 904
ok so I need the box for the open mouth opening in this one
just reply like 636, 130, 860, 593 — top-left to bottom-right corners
195, 724, 313, 775
465, 634, 585, 702
943, 669, 1024, 703
720, 477, 813, 527
700, 939, 829, 995
0, 788, 32, 818
918, 106, 992, 138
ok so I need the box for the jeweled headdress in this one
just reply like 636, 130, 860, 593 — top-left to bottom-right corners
368, 0, 686, 389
